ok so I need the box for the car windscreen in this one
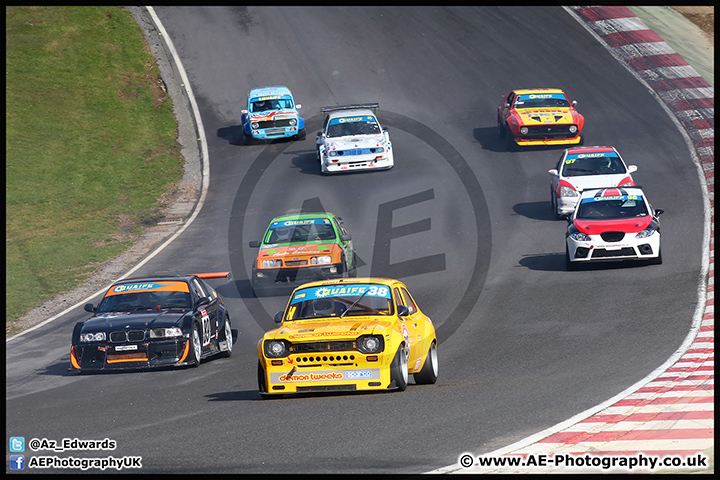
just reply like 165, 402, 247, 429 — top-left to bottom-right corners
250, 95, 294, 112
285, 283, 393, 320
514, 93, 570, 109
576, 195, 648, 219
561, 153, 626, 176
97, 282, 191, 312
326, 115, 381, 137
266, 218, 336, 244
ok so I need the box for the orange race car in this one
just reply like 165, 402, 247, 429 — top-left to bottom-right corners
498, 88, 585, 149
249, 212, 356, 296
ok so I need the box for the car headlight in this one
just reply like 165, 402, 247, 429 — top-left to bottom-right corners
569, 125, 578, 133
288, 118, 297, 126
569, 232, 592, 242
357, 335, 384, 354
80, 332, 106, 342
373, 146, 385, 153
261, 259, 282, 268
519, 126, 529, 135
328, 150, 337, 157
310, 256, 332, 265
149, 327, 183, 338
264, 339, 290, 358
635, 228, 656, 239
560, 186, 579, 197
251, 122, 259, 130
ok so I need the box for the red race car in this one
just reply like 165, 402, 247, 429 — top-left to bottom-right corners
498, 88, 584, 149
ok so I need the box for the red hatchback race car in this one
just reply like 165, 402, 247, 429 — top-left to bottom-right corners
498, 88, 584, 149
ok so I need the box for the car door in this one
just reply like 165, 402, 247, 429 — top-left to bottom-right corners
332, 216, 353, 271
393, 286, 420, 365
190, 278, 218, 349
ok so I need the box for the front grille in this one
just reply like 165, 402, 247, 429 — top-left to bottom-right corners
591, 248, 636, 258
292, 341, 355, 353
601, 231, 626, 242
257, 119, 295, 128
335, 147, 383, 156
521, 124, 577, 139
284, 260, 307, 266
109, 330, 145, 343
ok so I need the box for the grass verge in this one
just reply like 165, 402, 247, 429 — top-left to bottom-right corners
6, 6, 183, 332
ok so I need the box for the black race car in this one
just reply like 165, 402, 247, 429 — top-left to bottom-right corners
70, 272, 233, 372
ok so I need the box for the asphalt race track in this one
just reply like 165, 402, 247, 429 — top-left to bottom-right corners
5, 7, 707, 474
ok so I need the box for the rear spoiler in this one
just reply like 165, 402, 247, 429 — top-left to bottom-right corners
321, 103, 379, 113
191, 271, 231, 279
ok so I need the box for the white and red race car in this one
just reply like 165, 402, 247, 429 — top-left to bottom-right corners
565, 187, 663, 270
549, 146, 638, 218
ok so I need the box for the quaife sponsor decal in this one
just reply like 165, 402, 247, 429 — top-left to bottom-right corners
270, 369, 381, 383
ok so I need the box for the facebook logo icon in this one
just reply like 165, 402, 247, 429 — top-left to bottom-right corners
9, 455, 25, 470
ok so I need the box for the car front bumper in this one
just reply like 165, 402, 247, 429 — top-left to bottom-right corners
71, 337, 192, 371
566, 234, 661, 263
252, 263, 346, 288
259, 351, 393, 395
321, 152, 394, 174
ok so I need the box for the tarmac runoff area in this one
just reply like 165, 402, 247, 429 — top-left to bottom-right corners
431, 6, 714, 474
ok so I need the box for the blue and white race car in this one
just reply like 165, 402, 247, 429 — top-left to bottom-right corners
316, 103, 394, 174
241, 86, 305, 142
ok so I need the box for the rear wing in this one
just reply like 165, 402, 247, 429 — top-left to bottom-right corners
190, 271, 231, 279
321, 103, 379, 113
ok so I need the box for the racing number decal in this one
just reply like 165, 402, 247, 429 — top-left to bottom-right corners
201, 308, 211, 347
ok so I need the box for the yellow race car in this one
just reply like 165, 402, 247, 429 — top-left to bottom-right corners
257, 277, 438, 398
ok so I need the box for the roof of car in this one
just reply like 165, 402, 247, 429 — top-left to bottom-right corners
579, 186, 645, 199
326, 108, 376, 119
513, 88, 565, 95
566, 146, 617, 155
248, 85, 292, 98
270, 212, 335, 223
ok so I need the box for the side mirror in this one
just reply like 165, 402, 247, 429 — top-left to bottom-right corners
274, 311, 284, 324
655, 208, 664, 217
397, 305, 409, 317
296, 104, 302, 109
572, 100, 577, 107
241, 109, 248, 114
627, 165, 638, 173
198, 296, 213, 307
548, 168, 558, 176
84, 303, 96, 313
505, 103, 510, 109
561, 213, 572, 223
340, 234, 351, 241
249, 241, 261, 248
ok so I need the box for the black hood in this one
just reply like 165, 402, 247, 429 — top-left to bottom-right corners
83, 311, 187, 331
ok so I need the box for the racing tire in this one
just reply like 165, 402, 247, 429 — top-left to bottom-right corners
258, 361, 282, 399
565, 245, 580, 271
189, 323, 202, 367
390, 346, 408, 391
220, 316, 233, 358
497, 114, 506, 138
295, 129, 306, 141
649, 246, 663, 265
413, 341, 438, 385
243, 129, 255, 146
